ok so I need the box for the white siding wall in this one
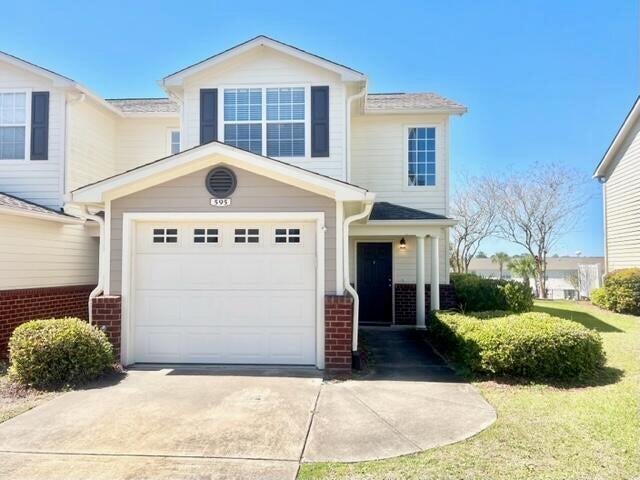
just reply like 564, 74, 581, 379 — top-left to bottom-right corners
180, 47, 346, 180
0, 213, 98, 290
351, 114, 450, 214
67, 98, 118, 191
116, 117, 180, 172
0, 62, 66, 209
348, 234, 448, 285
604, 117, 640, 271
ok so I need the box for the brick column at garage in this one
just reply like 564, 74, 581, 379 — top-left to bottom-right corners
91, 296, 122, 360
325, 295, 353, 372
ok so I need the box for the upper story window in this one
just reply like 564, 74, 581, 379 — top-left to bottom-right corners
0, 92, 27, 160
223, 87, 305, 158
407, 127, 436, 187
169, 130, 180, 155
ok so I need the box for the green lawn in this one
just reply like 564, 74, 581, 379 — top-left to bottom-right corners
299, 301, 640, 480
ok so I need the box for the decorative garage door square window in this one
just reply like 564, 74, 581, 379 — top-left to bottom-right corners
193, 228, 219, 244
275, 228, 301, 244
223, 87, 305, 158
234, 228, 260, 244
408, 127, 436, 186
153, 228, 178, 243
0, 92, 27, 160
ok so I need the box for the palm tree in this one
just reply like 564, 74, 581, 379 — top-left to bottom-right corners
491, 252, 510, 279
508, 255, 537, 292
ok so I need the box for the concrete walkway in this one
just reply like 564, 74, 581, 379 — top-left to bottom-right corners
0, 330, 496, 479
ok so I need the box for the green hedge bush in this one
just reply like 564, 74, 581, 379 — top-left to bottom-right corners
450, 273, 533, 313
9, 318, 114, 388
601, 269, 640, 315
590, 287, 608, 310
429, 311, 605, 380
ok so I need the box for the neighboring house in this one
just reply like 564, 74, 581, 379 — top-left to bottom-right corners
468, 256, 604, 299
593, 96, 640, 273
1, 36, 465, 370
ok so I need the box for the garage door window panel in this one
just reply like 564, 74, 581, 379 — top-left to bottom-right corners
193, 228, 219, 244
234, 228, 260, 244
274, 227, 302, 244
153, 228, 178, 244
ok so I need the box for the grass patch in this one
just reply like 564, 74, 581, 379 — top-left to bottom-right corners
298, 301, 640, 480
0, 362, 58, 423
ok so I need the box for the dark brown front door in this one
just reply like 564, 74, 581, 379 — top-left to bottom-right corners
357, 243, 392, 325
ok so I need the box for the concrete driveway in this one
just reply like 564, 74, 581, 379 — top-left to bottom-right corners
0, 334, 496, 479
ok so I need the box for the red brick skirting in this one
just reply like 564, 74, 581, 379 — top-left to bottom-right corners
92, 296, 122, 360
0, 285, 95, 357
325, 294, 353, 372
395, 284, 458, 325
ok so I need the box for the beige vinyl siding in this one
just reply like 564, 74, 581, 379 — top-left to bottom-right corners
109, 165, 336, 294
350, 114, 450, 215
604, 117, 640, 271
0, 61, 66, 209
348, 234, 448, 286
67, 98, 118, 191
116, 117, 180, 172
180, 47, 346, 180
0, 213, 98, 290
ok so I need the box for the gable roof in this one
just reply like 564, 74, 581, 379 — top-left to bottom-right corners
105, 98, 179, 115
71, 141, 372, 203
366, 93, 467, 115
161, 35, 366, 86
0, 50, 75, 86
594, 96, 640, 178
0, 192, 82, 224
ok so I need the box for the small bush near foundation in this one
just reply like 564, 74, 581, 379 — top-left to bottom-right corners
600, 269, 640, 315
450, 273, 533, 313
430, 311, 605, 380
9, 318, 114, 388
590, 287, 608, 310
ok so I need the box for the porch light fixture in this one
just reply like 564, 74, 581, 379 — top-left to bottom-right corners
399, 237, 406, 250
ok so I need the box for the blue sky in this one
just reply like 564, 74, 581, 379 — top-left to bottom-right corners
1, 0, 636, 256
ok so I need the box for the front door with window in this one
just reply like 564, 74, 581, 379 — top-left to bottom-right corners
357, 243, 392, 325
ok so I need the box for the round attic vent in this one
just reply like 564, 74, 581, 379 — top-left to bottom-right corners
205, 167, 237, 198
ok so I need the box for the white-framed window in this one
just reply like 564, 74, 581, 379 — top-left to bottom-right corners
223, 88, 262, 155
223, 86, 306, 158
407, 126, 436, 187
193, 228, 219, 244
234, 228, 260, 244
168, 129, 180, 155
153, 228, 178, 243
0, 91, 28, 161
274, 227, 301, 244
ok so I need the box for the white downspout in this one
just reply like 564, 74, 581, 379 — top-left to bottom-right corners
343, 198, 374, 352
78, 205, 105, 324
345, 84, 367, 183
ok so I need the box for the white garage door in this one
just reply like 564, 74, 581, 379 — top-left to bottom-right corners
133, 221, 316, 365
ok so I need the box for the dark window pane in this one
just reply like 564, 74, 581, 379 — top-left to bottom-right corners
248, 229, 259, 235
275, 237, 287, 243
194, 229, 205, 235
153, 229, 164, 235
194, 237, 204, 243
167, 229, 177, 235
235, 237, 246, 243
153, 237, 164, 243
207, 229, 218, 235
248, 237, 259, 243
235, 229, 246, 235
166, 237, 178, 243
290, 237, 300, 243
207, 237, 218, 243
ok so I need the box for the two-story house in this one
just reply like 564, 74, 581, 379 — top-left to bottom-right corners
0, 36, 465, 370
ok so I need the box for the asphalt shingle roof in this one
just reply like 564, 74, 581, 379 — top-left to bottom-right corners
0, 192, 74, 219
105, 98, 179, 114
366, 93, 466, 113
369, 202, 451, 221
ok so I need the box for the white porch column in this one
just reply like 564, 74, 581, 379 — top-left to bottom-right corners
416, 235, 426, 329
430, 235, 440, 311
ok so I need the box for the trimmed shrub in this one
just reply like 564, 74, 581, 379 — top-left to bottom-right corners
430, 311, 605, 380
602, 269, 640, 315
9, 318, 114, 388
450, 273, 533, 313
590, 287, 608, 310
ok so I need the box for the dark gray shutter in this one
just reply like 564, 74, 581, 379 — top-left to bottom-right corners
30, 91, 49, 160
200, 88, 218, 145
311, 86, 329, 157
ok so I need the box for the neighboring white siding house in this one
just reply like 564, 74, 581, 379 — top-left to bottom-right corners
594, 96, 640, 272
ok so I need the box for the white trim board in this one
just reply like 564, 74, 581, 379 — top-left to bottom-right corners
119, 211, 326, 369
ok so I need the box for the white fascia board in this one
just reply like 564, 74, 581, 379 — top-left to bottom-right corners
594, 97, 640, 178
364, 107, 468, 116
72, 143, 368, 203
0, 206, 84, 224
162, 37, 365, 86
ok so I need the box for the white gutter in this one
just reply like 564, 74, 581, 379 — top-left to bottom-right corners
345, 84, 367, 183
78, 205, 105, 324
343, 197, 375, 352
